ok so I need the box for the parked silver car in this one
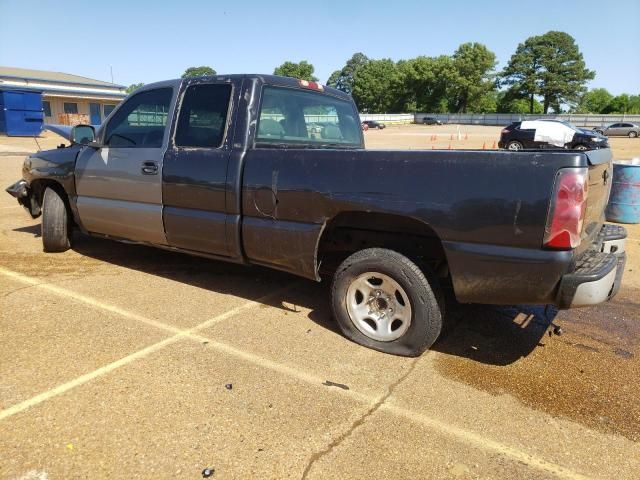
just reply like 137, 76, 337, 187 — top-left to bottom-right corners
593, 122, 639, 138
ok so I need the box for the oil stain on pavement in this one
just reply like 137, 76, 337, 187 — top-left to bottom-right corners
434, 290, 640, 441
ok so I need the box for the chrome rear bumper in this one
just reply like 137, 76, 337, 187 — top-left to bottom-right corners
557, 224, 626, 308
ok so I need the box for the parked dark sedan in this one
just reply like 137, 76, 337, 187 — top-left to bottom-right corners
499, 120, 609, 151
422, 116, 442, 125
362, 120, 385, 129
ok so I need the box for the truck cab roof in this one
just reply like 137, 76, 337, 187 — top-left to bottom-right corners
136, 74, 351, 101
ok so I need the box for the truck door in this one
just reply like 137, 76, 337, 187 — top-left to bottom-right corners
161, 80, 236, 257
74, 86, 175, 244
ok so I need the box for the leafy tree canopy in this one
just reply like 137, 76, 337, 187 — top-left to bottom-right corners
576, 88, 614, 113
502, 31, 594, 113
181, 66, 217, 78
273, 61, 318, 81
450, 42, 497, 113
351, 59, 404, 113
326, 53, 369, 94
126, 83, 145, 94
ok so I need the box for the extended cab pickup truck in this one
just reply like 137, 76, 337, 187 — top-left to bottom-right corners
6, 74, 627, 356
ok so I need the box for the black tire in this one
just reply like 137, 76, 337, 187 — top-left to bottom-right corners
574, 144, 588, 151
331, 248, 443, 357
595, 130, 604, 135
41, 187, 71, 252
629, 131, 638, 138
507, 140, 523, 151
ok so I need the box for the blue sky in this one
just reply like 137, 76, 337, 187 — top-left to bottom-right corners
1, 0, 638, 94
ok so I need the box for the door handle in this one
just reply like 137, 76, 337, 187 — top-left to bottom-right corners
141, 161, 158, 175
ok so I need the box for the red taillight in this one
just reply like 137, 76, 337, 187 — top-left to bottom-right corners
298, 79, 324, 91
543, 168, 588, 249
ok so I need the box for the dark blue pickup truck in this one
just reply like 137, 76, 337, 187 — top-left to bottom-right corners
6, 74, 627, 356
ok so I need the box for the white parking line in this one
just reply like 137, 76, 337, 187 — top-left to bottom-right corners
384, 404, 590, 480
0, 276, 293, 421
0, 266, 592, 479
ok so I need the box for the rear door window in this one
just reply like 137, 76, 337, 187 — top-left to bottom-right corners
175, 84, 232, 148
104, 88, 173, 148
256, 86, 361, 147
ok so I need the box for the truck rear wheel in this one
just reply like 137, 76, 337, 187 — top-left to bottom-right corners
331, 248, 443, 357
41, 187, 71, 252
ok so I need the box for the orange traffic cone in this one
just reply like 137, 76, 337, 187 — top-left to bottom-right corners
464, 133, 468, 140
431, 145, 435, 149
482, 142, 486, 149
448, 143, 451, 150
492, 140, 497, 149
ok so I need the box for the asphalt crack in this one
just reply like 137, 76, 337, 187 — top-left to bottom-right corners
300, 358, 420, 479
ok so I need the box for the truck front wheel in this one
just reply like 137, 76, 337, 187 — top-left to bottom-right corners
331, 248, 443, 356
41, 187, 71, 252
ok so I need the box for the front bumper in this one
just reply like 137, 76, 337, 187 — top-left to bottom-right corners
556, 224, 627, 308
5, 179, 39, 217
6, 179, 29, 200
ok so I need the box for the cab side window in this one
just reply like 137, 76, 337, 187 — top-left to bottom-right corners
104, 88, 173, 148
175, 84, 232, 148
256, 87, 361, 147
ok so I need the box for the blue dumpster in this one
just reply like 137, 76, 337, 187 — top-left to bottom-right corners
605, 158, 640, 224
0, 89, 44, 136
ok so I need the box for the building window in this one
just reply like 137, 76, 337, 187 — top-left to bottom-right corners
43, 101, 51, 117
64, 102, 78, 114
103, 104, 116, 117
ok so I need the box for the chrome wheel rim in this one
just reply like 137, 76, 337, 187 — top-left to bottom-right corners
575, 145, 587, 150
346, 272, 412, 342
508, 142, 522, 150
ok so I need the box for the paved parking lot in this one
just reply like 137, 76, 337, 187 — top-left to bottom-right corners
1, 146, 639, 479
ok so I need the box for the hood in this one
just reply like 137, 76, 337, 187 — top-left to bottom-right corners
43, 124, 73, 142
579, 128, 603, 138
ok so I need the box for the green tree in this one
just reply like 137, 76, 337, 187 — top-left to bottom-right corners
501, 31, 595, 113
126, 83, 144, 94
450, 43, 497, 113
273, 61, 318, 81
399, 55, 456, 112
351, 59, 404, 113
471, 91, 498, 113
608, 94, 630, 113
497, 91, 543, 113
576, 88, 614, 113
181, 66, 217, 78
628, 95, 640, 114
326, 53, 369, 94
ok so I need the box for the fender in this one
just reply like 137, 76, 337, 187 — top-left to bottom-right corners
13, 144, 83, 226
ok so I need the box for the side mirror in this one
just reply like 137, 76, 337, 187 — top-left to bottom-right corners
71, 124, 95, 145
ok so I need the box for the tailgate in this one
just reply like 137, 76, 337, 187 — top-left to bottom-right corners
577, 150, 613, 257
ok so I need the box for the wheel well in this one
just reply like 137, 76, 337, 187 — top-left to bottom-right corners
28, 180, 70, 218
317, 212, 448, 279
